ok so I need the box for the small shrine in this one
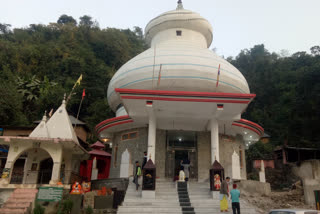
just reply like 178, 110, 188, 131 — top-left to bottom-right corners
0, 97, 88, 187
80, 141, 111, 181
142, 159, 156, 191
210, 160, 225, 191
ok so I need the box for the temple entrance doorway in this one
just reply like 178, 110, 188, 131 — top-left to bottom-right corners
37, 158, 53, 184
165, 131, 198, 180
10, 158, 26, 184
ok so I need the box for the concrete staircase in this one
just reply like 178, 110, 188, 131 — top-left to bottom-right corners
0, 188, 38, 214
188, 182, 256, 214
177, 182, 195, 214
117, 179, 256, 214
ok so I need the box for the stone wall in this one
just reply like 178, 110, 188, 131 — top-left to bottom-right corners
292, 160, 320, 205
0, 189, 14, 207
155, 130, 166, 178
237, 180, 271, 196
219, 135, 247, 180
109, 128, 148, 178
292, 160, 320, 180
302, 178, 320, 205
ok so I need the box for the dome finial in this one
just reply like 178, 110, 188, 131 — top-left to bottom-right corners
177, 0, 183, 10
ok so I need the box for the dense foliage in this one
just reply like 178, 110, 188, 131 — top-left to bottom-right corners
0, 15, 146, 136
0, 15, 319, 148
228, 44, 320, 149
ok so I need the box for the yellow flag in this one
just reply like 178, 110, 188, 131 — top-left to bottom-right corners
72, 74, 82, 89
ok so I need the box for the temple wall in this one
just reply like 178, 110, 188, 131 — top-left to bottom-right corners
109, 129, 247, 181
219, 135, 247, 180
109, 127, 148, 178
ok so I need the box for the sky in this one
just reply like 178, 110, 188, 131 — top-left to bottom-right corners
2, 0, 320, 57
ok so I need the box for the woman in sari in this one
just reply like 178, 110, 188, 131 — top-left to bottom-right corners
220, 177, 230, 212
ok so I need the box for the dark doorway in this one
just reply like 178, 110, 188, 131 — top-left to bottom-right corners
174, 150, 188, 177
165, 131, 198, 180
10, 159, 25, 184
38, 158, 53, 184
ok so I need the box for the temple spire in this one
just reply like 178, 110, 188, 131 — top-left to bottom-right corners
177, 0, 183, 10
63, 93, 66, 105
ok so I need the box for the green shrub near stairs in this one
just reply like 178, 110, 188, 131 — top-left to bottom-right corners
85, 206, 94, 214
57, 198, 73, 214
33, 203, 45, 214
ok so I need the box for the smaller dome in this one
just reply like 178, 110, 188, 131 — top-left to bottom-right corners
145, 2, 213, 48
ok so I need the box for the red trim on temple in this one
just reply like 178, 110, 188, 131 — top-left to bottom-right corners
120, 96, 250, 104
232, 123, 262, 136
238, 119, 264, 133
97, 120, 134, 134
115, 88, 256, 99
95, 115, 130, 130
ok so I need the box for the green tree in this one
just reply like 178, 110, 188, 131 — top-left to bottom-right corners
57, 15, 77, 25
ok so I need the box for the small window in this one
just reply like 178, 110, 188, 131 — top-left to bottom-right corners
176, 30, 182, 36
121, 131, 138, 141
129, 132, 137, 139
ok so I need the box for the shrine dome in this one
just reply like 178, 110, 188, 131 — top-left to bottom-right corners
107, 1, 250, 112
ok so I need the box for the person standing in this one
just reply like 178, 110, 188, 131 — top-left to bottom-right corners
142, 151, 147, 169
180, 159, 190, 181
134, 161, 142, 191
220, 177, 230, 212
230, 183, 241, 214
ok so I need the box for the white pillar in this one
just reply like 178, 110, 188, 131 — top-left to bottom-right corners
120, 149, 130, 178
0, 146, 20, 184
259, 160, 266, 183
91, 157, 98, 180
210, 118, 219, 163
64, 154, 73, 184
147, 114, 156, 162
49, 149, 63, 185
232, 151, 241, 180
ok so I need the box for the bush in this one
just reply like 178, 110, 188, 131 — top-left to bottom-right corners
57, 198, 73, 214
33, 203, 45, 214
85, 205, 94, 214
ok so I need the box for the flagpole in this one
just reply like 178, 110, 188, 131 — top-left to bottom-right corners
67, 74, 82, 106
74, 98, 83, 129
74, 89, 85, 129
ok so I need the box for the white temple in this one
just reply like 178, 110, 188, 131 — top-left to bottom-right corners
96, 1, 264, 181
0, 97, 88, 187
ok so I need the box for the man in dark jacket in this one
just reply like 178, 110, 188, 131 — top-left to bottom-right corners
220, 177, 230, 212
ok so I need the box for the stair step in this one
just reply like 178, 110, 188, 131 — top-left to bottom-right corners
0, 208, 27, 214
14, 188, 38, 193
182, 207, 194, 212
6, 198, 35, 203
3, 202, 31, 209
11, 193, 37, 199
118, 181, 257, 214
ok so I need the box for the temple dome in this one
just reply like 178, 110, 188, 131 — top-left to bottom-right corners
145, 6, 213, 47
107, 2, 250, 112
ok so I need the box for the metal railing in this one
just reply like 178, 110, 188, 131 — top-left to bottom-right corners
10, 171, 24, 184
